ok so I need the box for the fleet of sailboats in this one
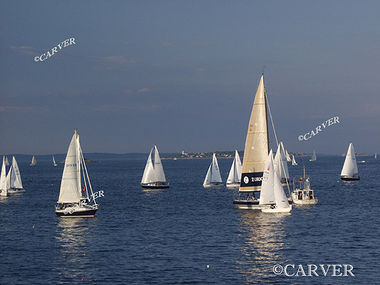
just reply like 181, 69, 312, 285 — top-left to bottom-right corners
226, 150, 242, 188
56, 130, 99, 217
141, 145, 169, 189
203, 153, 223, 188
0, 156, 24, 196
340, 142, 360, 181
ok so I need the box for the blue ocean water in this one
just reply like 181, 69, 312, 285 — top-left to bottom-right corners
0, 156, 379, 284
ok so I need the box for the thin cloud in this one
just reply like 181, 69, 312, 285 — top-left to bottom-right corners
10, 45, 39, 56
0, 105, 47, 112
137, 88, 152, 93
94, 56, 136, 71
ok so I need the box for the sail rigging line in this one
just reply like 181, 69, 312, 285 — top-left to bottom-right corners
265, 80, 291, 196
79, 145, 97, 205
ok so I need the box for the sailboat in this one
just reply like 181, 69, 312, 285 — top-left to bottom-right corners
7, 156, 25, 193
0, 156, 8, 197
203, 153, 223, 188
30, 156, 37, 166
55, 130, 99, 217
141, 145, 169, 189
309, 150, 317, 162
261, 150, 292, 213
226, 150, 242, 188
375, 153, 377, 159
291, 154, 298, 166
233, 75, 270, 209
285, 150, 291, 162
340, 142, 359, 181
274, 142, 290, 185
5, 156, 9, 166
52, 155, 58, 167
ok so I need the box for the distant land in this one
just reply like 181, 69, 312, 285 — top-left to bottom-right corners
0, 151, 375, 163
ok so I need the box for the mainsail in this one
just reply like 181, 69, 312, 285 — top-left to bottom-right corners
141, 145, 167, 184
291, 155, 298, 166
227, 150, 242, 184
30, 156, 37, 166
0, 157, 8, 191
341, 142, 358, 177
239, 75, 269, 192
58, 131, 82, 203
274, 142, 289, 181
310, 150, 317, 161
53, 155, 58, 166
10, 156, 23, 189
203, 153, 222, 186
259, 150, 275, 205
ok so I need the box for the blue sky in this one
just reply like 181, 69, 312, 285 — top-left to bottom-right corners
1, 1, 380, 154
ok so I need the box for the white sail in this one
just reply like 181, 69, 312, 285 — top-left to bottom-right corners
5, 156, 9, 166
227, 150, 242, 184
204, 153, 222, 186
273, 169, 290, 209
0, 156, 7, 190
57, 131, 81, 203
141, 145, 167, 184
6, 166, 12, 190
53, 155, 57, 166
10, 156, 23, 189
310, 150, 317, 161
285, 150, 291, 162
259, 150, 275, 205
341, 143, 358, 177
239, 75, 269, 192
153, 146, 166, 182
274, 142, 289, 181
375, 153, 377, 159
291, 155, 298, 166
30, 156, 37, 166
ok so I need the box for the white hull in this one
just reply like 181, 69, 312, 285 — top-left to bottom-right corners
0, 190, 8, 197
56, 204, 98, 217
203, 183, 223, 188
261, 205, 292, 213
226, 183, 240, 189
7, 189, 25, 194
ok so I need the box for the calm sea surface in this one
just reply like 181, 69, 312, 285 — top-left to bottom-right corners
0, 155, 379, 284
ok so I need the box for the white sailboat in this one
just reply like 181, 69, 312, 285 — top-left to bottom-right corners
226, 150, 242, 188
5, 156, 9, 166
233, 75, 269, 209
0, 156, 8, 197
375, 153, 377, 159
291, 155, 298, 166
30, 156, 37, 166
203, 153, 223, 188
52, 155, 58, 167
7, 156, 25, 193
261, 151, 292, 213
285, 150, 291, 162
340, 142, 359, 181
56, 130, 99, 217
141, 145, 169, 189
309, 150, 317, 162
274, 142, 290, 185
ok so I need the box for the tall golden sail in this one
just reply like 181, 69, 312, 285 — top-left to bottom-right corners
239, 75, 269, 192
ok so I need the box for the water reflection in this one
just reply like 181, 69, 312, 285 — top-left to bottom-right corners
55, 219, 92, 283
236, 211, 289, 282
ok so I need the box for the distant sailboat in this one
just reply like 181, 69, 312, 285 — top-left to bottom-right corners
274, 142, 290, 185
261, 150, 292, 213
0, 156, 8, 197
7, 156, 24, 193
52, 155, 58, 167
203, 153, 223, 188
285, 150, 291, 162
309, 150, 317, 162
141, 145, 169, 189
5, 156, 9, 166
55, 130, 99, 217
30, 156, 37, 166
233, 75, 270, 209
340, 142, 359, 181
375, 153, 377, 159
226, 150, 242, 188
291, 154, 298, 166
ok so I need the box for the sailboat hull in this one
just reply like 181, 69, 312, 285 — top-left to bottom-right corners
203, 182, 223, 188
226, 183, 240, 189
56, 207, 98, 217
7, 188, 25, 194
233, 199, 273, 210
341, 176, 360, 181
261, 205, 292, 213
141, 182, 169, 189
